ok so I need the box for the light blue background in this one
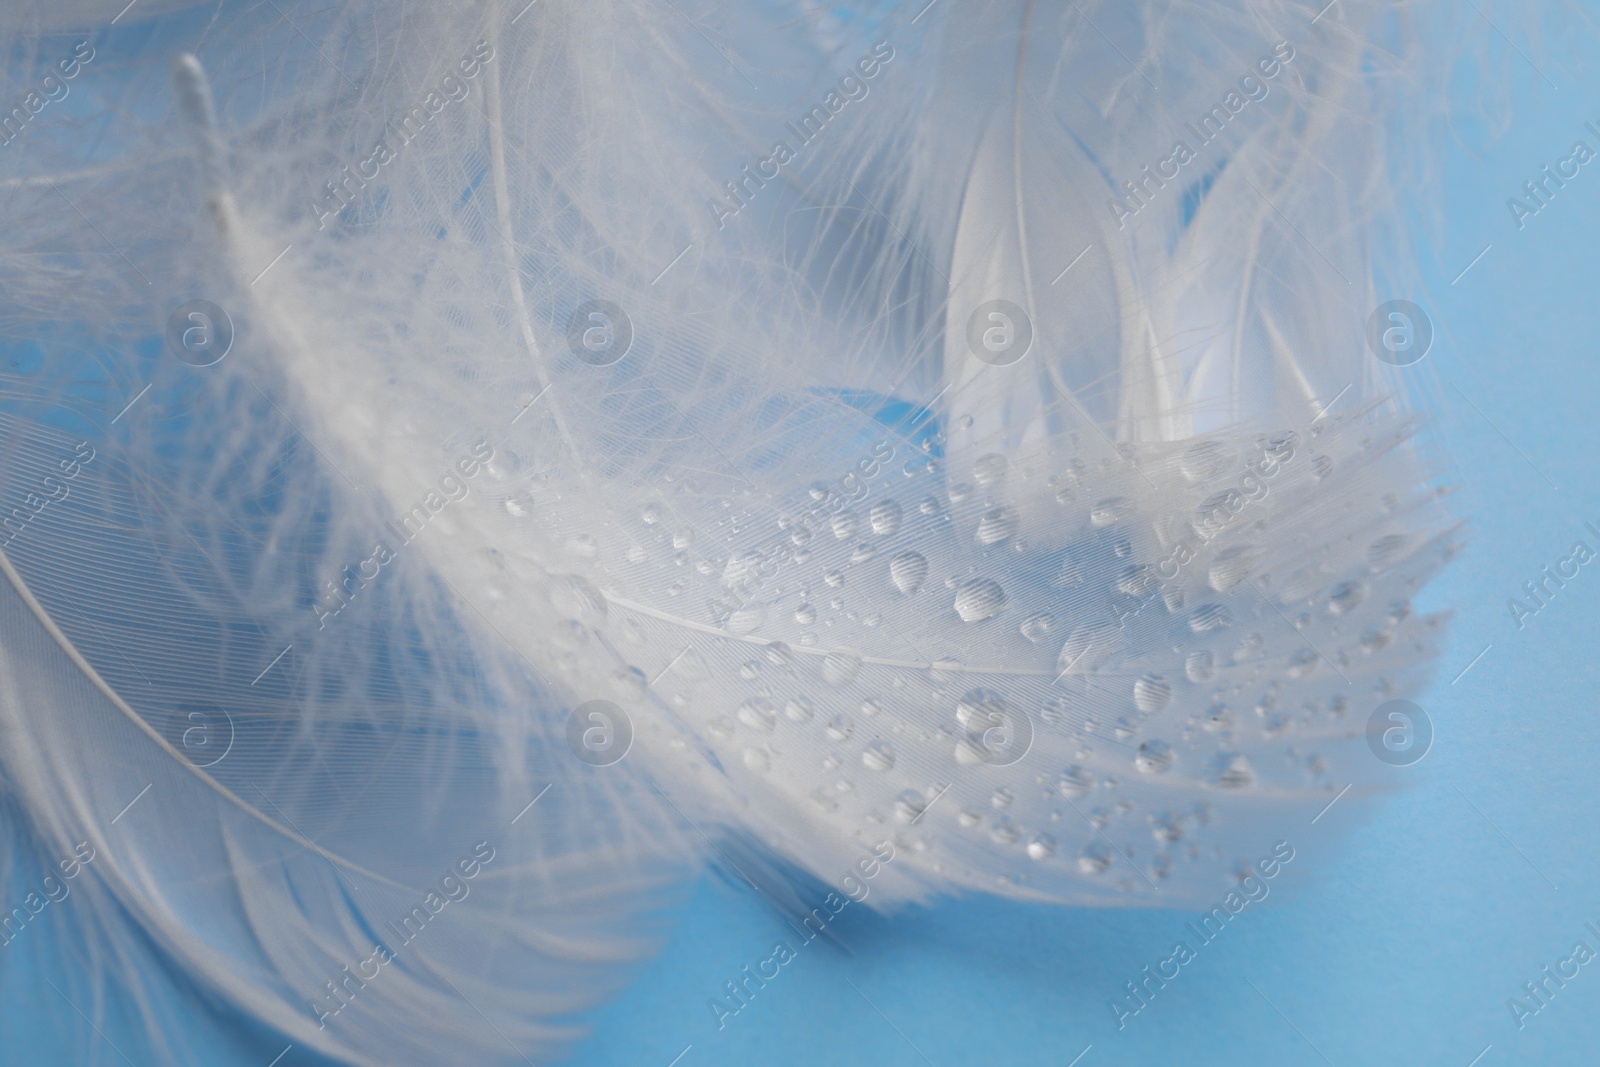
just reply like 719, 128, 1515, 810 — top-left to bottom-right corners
4, 8, 1598, 1067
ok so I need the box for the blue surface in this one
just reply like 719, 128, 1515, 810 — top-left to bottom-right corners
5, 10, 1599, 1067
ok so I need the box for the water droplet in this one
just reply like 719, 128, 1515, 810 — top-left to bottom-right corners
739, 660, 762, 680
1199, 701, 1233, 732
765, 641, 794, 667
870, 499, 903, 536
1078, 843, 1111, 875
1189, 603, 1233, 632
991, 786, 1014, 808
1208, 545, 1256, 592
824, 570, 844, 587
1057, 766, 1094, 799
859, 698, 882, 717
863, 740, 897, 772
640, 503, 664, 524
973, 453, 1008, 487
794, 603, 817, 624
1115, 563, 1155, 596
808, 482, 829, 501
727, 604, 767, 635
1026, 834, 1056, 860
890, 551, 929, 595
1327, 580, 1364, 614
1091, 497, 1134, 527
826, 714, 854, 741
790, 525, 813, 546
671, 528, 693, 551
989, 818, 1020, 845
785, 697, 814, 722
954, 578, 1006, 622
742, 747, 770, 773
1312, 455, 1334, 478
975, 506, 1018, 546
1021, 612, 1056, 643
1185, 651, 1214, 682
738, 698, 777, 733
1058, 619, 1118, 673
958, 810, 982, 828
1133, 674, 1172, 714
822, 649, 862, 686
949, 482, 974, 503
894, 790, 926, 822
1135, 739, 1175, 773
831, 512, 857, 540
1208, 752, 1254, 789
919, 496, 943, 517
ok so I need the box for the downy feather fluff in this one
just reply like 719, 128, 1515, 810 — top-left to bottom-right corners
0, 0, 1476, 1061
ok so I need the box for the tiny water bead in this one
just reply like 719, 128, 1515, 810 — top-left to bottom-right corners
784, 697, 815, 722
1020, 612, 1056, 643
1090, 496, 1133, 527
862, 740, 896, 772
825, 714, 854, 742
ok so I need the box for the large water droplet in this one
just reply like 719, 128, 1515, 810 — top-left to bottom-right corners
1133, 674, 1172, 714
870, 499, 903, 536
738, 698, 777, 733
954, 578, 1006, 622
863, 740, 897, 772
890, 551, 929, 595
831, 512, 857, 540
1185, 650, 1214, 682
822, 649, 863, 686
975, 506, 1018, 546
1026, 833, 1056, 860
